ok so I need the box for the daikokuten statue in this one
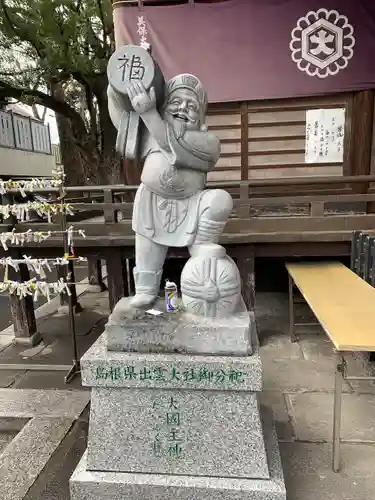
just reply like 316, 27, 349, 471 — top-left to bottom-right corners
107, 46, 233, 309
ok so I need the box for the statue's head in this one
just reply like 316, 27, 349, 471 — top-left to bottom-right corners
162, 74, 208, 133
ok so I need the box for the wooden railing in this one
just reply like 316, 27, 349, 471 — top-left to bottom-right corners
0, 174, 374, 246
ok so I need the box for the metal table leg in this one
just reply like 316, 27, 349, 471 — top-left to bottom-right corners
332, 352, 344, 472
288, 275, 297, 342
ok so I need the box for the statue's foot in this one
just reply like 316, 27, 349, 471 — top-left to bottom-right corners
130, 293, 157, 309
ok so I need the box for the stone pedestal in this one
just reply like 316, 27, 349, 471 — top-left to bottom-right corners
70, 315, 286, 500
106, 296, 252, 356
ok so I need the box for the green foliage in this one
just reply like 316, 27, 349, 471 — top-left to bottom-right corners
0, 0, 114, 92
0, 0, 121, 184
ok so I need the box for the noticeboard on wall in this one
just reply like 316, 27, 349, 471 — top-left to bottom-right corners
305, 108, 346, 164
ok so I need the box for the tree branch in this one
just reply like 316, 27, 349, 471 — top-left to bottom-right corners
0, 0, 45, 60
0, 79, 87, 136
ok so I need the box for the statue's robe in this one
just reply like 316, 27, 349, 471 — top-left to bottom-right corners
132, 124, 220, 247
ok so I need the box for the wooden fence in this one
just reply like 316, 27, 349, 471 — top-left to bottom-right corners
1, 174, 375, 247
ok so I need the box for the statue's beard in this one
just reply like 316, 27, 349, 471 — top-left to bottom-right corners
163, 111, 192, 140
172, 118, 187, 140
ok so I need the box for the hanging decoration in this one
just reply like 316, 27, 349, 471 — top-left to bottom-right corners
0, 165, 84, 383
0, 228, 86, 251
0, 255, 87, 279
0, 278, 72, 302
0, 178, 63, 197
0, 201, 73, 222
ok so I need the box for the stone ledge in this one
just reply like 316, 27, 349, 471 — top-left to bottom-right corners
1, 417, 75, 500
81, 333, 262, 392
0, 389, 90, 418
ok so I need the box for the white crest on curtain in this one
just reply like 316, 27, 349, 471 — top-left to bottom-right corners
290, 9, 355, 79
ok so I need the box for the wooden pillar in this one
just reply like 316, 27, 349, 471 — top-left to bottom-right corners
236, 244, 255, 311
105, 248, 128, 311
343, 90, 375, 194
87, 257, 107, 292
128, 258, 135, 295
8, 263, 41, 346
240, 102, 249, 181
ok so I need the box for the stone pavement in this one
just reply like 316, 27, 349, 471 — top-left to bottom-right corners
0, 290, 375, 499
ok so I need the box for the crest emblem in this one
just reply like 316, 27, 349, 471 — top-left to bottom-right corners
290, 9, 355, 78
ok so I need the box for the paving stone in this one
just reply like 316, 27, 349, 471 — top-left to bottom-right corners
30, 320, 105, 366
38, 310, 104, 338
347, 379, 375, 394
0, 417, 74, 500
14, 371, 89, 390
262, 359, 352, 393
280, 441, 375, 500
24, 417, 88, 500
0, 389, 89, 418
0, 432, 17, 453
260, 334, 304, 362
298, 332, 336, 363
0, 337, 13, 353
288, 392, 375, 442
0, 417, 29, 432
0, 341, 54, 364
0, 370, 26, 388
259, 391, 294, 441
19, 344, 48, 358
255, 293, 288, 318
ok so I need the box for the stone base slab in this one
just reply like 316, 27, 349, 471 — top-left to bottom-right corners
106, 297, 252, 356
81, 334, 262, 392
70, 413, 286, 500
86, 387, 269, 478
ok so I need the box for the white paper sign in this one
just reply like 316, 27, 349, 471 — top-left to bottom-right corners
146, 309, 163, 316
305, 108, 345, 164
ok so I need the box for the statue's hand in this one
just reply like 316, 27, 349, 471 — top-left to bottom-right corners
127, 81, 156, 114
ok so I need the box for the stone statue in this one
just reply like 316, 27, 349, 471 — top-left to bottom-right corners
107, 46, 233, 309
128, 75, 233, 308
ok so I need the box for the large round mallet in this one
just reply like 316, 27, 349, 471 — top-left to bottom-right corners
107, 45, 165, 160
107, 44, 165, 109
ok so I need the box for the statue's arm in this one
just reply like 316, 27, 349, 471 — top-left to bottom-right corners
139, 108, 170, 151
126, 82, 172, 152
167, 128, 221, 173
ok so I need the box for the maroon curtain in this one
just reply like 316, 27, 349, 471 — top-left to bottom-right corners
113, 0, 375, 102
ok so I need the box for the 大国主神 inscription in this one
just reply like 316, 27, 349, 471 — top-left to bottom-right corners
151, 396, 185, 459
95, 365, 246, 384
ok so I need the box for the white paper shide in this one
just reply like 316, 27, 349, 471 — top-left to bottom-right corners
305, 108, 345, 164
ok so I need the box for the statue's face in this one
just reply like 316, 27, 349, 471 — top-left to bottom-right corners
164, 88, 201, 131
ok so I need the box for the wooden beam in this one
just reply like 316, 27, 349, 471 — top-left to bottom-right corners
88, 257, 107, 292
105, 248, 127, 311
8, 261, 41, 346
240, 103, 249, 180
344, 90, 375, 190
234, 245, 255, 311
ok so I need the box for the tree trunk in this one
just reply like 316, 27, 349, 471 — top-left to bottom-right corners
95, 78, 122, 185
52, 82, 102, 185
55, 112, 86, 185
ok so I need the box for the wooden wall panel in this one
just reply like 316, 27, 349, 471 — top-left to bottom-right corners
207, 104, 241, 182
206, 93, 351, 183
247, 94, 349, 179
